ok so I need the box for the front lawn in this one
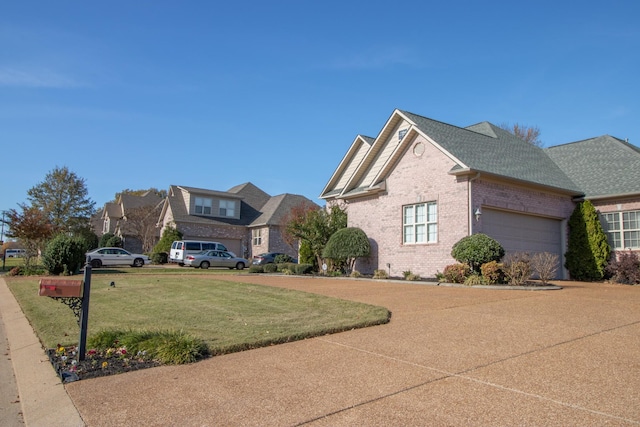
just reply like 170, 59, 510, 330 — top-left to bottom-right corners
5, 273, 391, 356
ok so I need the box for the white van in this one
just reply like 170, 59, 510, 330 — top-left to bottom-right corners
170, 240, 234, 265
5, 249, 26, 258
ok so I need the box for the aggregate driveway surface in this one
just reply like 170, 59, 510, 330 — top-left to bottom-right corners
65, 276, 640, 426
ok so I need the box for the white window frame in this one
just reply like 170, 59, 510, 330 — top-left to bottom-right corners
194, 197, 212, 215
403, 202, 437, 244
252, 229, 262, 245
602, 210, 640, 249
219, 200, 236, 217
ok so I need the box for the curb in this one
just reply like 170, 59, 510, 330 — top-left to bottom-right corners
0, 277, 84, 427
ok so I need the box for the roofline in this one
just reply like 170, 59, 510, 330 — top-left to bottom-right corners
583, 191, 640, 202
449, 168, 584, 197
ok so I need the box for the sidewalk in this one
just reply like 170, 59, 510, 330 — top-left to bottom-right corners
0, 277, 84, 427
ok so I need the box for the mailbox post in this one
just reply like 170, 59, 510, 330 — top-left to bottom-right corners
38, 256, 92, 361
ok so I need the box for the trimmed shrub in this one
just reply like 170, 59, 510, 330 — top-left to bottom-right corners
531, 252, 559, 285
350, 270, 362, 278
323, 227, 371, 273
605, 251, 640, 285
294, 264, 314, 275
565, 200, 610, 281
150, 252, 168, 264
248, 265, 264, 274
42, 233, 86, 275
451, 234, 504, 272
263, 263, 278, 273
480, 261, 503, 284
502, 252, 532, 286
441, 263, 471, 284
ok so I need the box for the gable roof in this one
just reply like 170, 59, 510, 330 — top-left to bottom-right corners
546, 135, 640, 199
250, 194, 318, 227
159, 183, 319, 228
321, 109, 582, 199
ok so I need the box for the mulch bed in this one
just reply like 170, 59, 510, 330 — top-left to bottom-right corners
47, 345, 161, 383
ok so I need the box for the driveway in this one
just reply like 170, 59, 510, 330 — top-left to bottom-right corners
66, 276, 640, 426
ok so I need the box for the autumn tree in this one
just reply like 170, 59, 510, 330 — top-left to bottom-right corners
4, 205, 55, 266
26, 166, 95, 233
500, 123, 542, 147
284, 203, 347, 269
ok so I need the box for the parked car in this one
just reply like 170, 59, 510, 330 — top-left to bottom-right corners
184, 250, 248, 270
169, 240, 235, 265
86, 247, 150, 268
252, 252, 296, 265
5, 249, 26, 258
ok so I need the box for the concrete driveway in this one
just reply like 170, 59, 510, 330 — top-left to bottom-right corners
65, 276, 640, 426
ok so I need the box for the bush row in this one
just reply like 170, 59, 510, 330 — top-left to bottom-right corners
249, 263, 314, 275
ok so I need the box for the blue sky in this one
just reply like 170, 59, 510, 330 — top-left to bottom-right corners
1, 1, 639, 220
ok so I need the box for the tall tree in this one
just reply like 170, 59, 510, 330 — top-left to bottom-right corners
565, 200, 611, 281
5, 205, 55, 266
284, 203, 347, 269
500, 123, 543, 147
27, 166, 95, 233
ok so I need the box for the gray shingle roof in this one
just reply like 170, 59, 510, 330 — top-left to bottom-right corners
545, 135, 640, 199
400, 110, 583, 193
250, 194, 318, 227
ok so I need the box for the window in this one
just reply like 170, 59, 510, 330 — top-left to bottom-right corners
252, 229, 262, 245
195, 197, 212, 215
602, 210, 640, 249
219, 200, 236, 217
103, 218, 110, 234
403, 202, 437, 244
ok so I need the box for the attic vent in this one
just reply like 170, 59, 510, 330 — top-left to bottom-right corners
398, 129, 408, 141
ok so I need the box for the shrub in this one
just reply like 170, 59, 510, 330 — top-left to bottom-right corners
294, 264, 314, 275
350, 270, 362, 278
9, 266, 23, 276
605, 251, 640, 285
441, 263, 471, 283
405, 273, 421, 281
298, 240, 315, 267
502, 252, 532, 286
153, 226, 183, 254
248, 265, 264, 274
42, 233, 86, 275
263, 263, 278, 273
451, 234, 504, 272
565, 200, 610, 281
150, 252, 168, 264
274, 254, 294, 264
531, 252, 559, 285
464, 273, 487, 286
480, 261, 503, 284
373, 269, 389, 279
323, 227, 371, 273
99, 232, 123, 248
277, 262, 297, 273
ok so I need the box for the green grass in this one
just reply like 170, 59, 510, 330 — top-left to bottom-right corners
5, 273, 391, 357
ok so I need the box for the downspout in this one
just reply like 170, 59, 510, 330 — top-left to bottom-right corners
468, 172, 481, 235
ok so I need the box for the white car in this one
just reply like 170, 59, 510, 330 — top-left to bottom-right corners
86, 247, 150, 268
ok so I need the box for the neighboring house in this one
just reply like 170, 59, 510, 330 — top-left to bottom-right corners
156, 183, 318, 260
97, 192, 164, 253
320, 109, 640, 279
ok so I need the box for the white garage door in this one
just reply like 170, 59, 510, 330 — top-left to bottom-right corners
482, 208, 562, 262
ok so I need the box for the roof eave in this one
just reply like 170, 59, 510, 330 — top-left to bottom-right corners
449, 168, 584, 197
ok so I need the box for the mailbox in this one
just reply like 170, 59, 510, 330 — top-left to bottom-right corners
39, 279, 83, 298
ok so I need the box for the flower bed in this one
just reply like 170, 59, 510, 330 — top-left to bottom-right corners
47, 344, 161, 383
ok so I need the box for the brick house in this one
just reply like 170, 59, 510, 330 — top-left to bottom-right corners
98, 191, 164, 253
320, 109, 640, 279
156, 182, 318, 260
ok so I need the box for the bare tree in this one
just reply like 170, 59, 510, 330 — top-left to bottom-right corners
121, 204, 162, 253
500, 123, 543, 147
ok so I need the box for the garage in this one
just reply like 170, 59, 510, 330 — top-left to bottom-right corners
482, 208, 564, 277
